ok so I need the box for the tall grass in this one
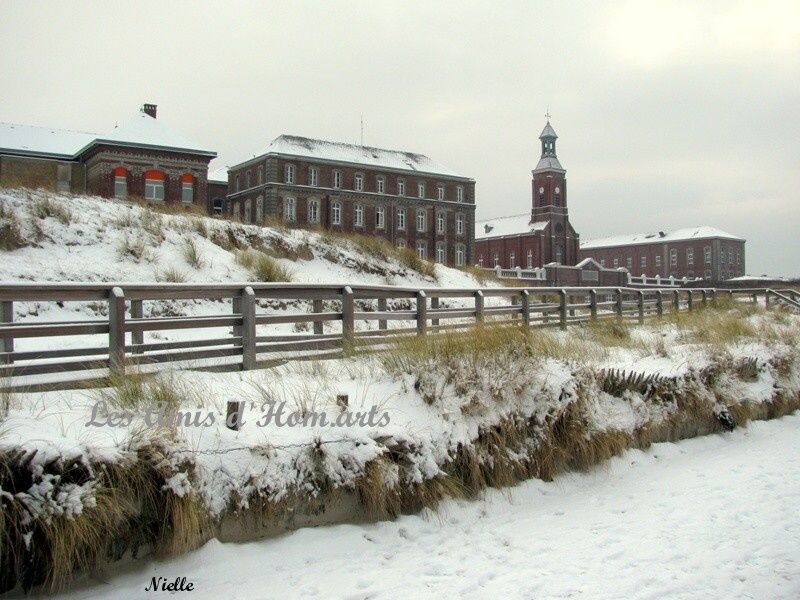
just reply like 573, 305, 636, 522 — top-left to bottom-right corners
0, 202, 26, 250
234, 248, 293, 282
180, 237, 205, 269
31, 195, 72, 225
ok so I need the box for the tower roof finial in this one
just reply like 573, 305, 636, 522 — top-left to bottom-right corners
545, 107, 551, 122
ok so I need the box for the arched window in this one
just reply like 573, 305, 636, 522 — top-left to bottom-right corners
144, 170, 165, 202
113, 167, 128, 198
331, 201, 342, 225
180, 174, 194, 204
255, 195, 264, 223
244, 199, 252, 223
284, 197, 296, 222
307, 198, 320, 223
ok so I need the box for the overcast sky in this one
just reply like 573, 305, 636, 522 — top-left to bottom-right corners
1, 0, 798, 275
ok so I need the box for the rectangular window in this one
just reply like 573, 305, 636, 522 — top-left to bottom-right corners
355, 173, 364, 192
599, 258, 605, 267
377, 176, 385, 194
397, 179, 405, 196
436, 185, 444, 201
284, 164, 295, 184
655, 255, 662, 267
670, 249, 677, 266
640, 256, 646, 268
144, 179, 165, 202
457, 186, 464, 202
509, 251, 516, 268
354, 204, 364, 227
331, 201, 342, 225
704, 246, 711, 264
376, 206, 385, 229
307, 199, 319, 223
436, 212, 445, 234
455, 213, 465, 236
417, 182, 425, 199
333, 170, 342, 189
416, 209, 426, 232
687, 248, 694, 266
493, 252, 499, 267
309, 167, 318, 187
613, 257, 619, 268
181, 182, 193, 204
397, 208, 406, 231
258, 165, 264, 185
235, 175, 240, 192
626, 257, 632, 269
284, 197, 296, 222
736, 252, 741, 265
436, 242, 446, 264
114, 176, 127, 199
456, 244, 466, 267
57, 164, 71, 192
416, 240, 427, 260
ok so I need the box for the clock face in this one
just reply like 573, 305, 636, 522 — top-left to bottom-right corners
555, 186, 561, 193
539, 187, 544, 194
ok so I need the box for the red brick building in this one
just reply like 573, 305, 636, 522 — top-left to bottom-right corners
579, 227, 746, 283
474, 119, 580, 269
225, 135, 476, 267
0, 104, 216, 209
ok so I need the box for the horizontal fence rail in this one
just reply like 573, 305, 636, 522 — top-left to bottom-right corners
0, 283, 796, 390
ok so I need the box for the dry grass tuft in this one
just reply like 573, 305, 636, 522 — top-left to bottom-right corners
180, 237, 205, 270
155, 266, 188, 283
397, 247, 437, 279
31, 195, 72, 225
0, 202, 27, 250
235, 248, 293, 282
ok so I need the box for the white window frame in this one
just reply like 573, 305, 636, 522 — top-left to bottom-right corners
397, 207, 406, 231
436, 185, 445, 201
397, 179, 405, 196
354, 173, 364, 192
493, 252, 499, 267
376, 205, 385, 229
613, 257, 620, 268
284, 164, 295, 184
309, 167, 318, 187
284, 197, 296, 222
456, 213, 465, 236
626, 257, 632, 269
457, 186, 464, 202
331, 200, 342, 225
456, 244, 466, 267
670, 249, 678, 267
655, 255, 662, 267
509, 251, 515, 268
181, 182, 193, 204
687, 248, 694, 266
307, 198, 320, 223
436, 211, 445, 234
354, 203, 364, 227
114, 175, 127, 199
258, 165, 264, 185
333, 170, 342, 189
416, 240, 427, 260
377, 176, 385, 194
704, 246, 711, 264
416, 209, 427, 232
640, 256, 646, 268
527, 249, 533, 269
436, 242, 446, 264
417, 182, 425, 199
144, 179, 165, 202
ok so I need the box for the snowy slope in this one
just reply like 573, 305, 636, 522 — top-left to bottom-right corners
40, 413, 800, 600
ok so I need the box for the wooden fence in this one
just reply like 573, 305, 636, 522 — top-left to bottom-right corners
0, 283, 797, 390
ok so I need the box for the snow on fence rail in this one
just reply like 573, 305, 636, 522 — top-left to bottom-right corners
0, 283, 797, 390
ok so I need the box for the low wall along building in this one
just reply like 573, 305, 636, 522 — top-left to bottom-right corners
0, 104, 216, 210
225, 135, 476, 267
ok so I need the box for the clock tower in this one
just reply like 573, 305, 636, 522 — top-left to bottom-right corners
531, 117, 578, 265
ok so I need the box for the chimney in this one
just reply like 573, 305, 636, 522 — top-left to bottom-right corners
484, 224, 494, 234
142, 103, 157, 118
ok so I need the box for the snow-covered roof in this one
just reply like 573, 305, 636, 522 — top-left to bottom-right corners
475, 213, 549, 239
540, 121, 557, 139
0, 111, 215, 160
533, 155, 564, 172
581, 226, 745, 250
84, 112, 216, 157
0, 122, 97, 159
250, 135, 470, 179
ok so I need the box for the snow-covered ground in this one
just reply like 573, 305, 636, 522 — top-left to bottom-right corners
43, 412, 800, 600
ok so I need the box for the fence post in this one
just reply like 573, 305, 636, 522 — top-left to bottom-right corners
637, 290, 645, 324
474, 290, 484, 324
416, 290, 427, 336
376, 297, 388, 332
656, 290, 663, 317
687, 290, 693, 311
342, 286, 355, 343
559, 289, 568, 330
520, 289, 531, 327
589, 289, 598, 320
130, 299, 144, 354
701, 289, 708, 306
108, 286, 126, 376
673, 289, 680, 312
430, 295, 440, 328
615, 288, 624, 318
232, 295, 242, 338
241, 286, 256, 371
764, 289, 770, 309
313, 298, 324, 335
0, 300, 14, 365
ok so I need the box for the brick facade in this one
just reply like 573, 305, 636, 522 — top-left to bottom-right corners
225, 141, 476, 267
